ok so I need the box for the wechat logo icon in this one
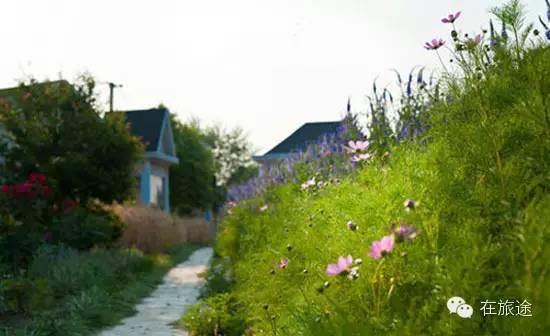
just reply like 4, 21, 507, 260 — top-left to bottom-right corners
447, 296, 473, 318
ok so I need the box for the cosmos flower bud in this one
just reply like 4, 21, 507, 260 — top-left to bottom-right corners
347, 220, 358, 231
348, 267, 360, 280
403, 199, 417, 210
278, 259, 289, 269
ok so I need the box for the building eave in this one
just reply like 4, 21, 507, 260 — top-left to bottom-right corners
145, 151, 180, 165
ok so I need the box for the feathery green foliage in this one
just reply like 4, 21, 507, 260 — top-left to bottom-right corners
182, 6, 550, 334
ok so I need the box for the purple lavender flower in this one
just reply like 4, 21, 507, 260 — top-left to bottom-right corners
406, 73, 413, 97
501, 22, 508, 40
489, 20, 498, 48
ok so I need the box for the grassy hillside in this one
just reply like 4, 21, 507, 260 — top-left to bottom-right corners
181, 6, 550, 336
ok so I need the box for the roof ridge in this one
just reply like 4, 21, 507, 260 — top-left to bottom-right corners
263, 120, 342, 156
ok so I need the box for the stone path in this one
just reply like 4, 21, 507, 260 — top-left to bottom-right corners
98, 247, 213, 336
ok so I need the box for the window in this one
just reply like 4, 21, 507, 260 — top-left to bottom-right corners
150, 174, 165, 210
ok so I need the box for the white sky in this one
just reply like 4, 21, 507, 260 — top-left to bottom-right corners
1, 0, 545, 154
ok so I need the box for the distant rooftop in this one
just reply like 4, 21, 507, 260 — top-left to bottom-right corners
119, 108, 168, 151
264, 121, 341, 156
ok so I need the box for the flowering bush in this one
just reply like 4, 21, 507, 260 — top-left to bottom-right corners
0, 173, 57, 267
0, 172, 123, 268
209, 126, 257, 188
1, 173, 52, 199
0, 76, 142, 206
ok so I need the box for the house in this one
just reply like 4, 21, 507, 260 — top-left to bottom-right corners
120, 107, 179, 213
254, 121, 342, 162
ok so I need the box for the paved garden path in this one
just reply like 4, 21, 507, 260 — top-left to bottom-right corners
98, 247, 213, 336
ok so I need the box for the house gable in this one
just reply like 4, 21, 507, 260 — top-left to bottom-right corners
157, 113, 176, 157
120, 107, 179, 165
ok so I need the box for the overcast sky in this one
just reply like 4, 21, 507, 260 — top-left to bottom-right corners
1, 0, 545, 154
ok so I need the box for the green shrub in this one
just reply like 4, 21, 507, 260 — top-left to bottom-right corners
169, 117, 216, 215
50, 207, 124, 250
0, 278, 53, 314
179, 293, 247, 336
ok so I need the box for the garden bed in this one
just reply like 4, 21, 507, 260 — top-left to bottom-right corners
0, 244, 200, 335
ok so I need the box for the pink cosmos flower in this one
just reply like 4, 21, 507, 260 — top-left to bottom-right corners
424, 38, 446, 50
391, 223, 418, 241
466, 34, 483, 48
326, 255, 353, 276
351, 153, 371, 163
369, 235, 395, 260
278, 258, 289, 269
441, 11, 461, 24
225, 201, 237, 214
301, 177, 316, 190
344, 140, 369, 153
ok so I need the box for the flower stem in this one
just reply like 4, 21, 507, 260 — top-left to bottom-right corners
435, 51, 450, 74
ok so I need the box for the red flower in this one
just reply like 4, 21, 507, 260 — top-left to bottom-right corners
1, 185, 11, 194
15, 182, 33, 194
62, 199, 78, 212
41, 185, 53, 197
29, 173, 47, 184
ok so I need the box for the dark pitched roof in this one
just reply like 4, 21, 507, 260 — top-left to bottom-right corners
120, 108, 167, 151
264, 121, 342, 155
